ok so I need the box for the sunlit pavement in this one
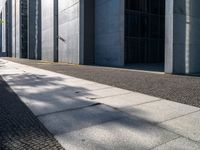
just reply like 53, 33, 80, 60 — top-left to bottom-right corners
0, 58, 200, 150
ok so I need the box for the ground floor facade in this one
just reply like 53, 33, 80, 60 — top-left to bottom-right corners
0, 0, 200, 74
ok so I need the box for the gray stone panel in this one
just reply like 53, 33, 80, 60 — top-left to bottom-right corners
55, 117, 178, 150
121, 100, 199, 124
1, 5, 6, 54
160, 111, 200, 142
58, 0, 80, 64
95, 0, 124, 67
15, 0, 20, 58
41, 0, 54, 61
38, 105, 125, 135
165, 0, 200, 74
11, 0, 16, 57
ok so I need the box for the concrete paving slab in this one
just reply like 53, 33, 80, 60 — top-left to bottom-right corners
152, 137, 200, 150
121, 100, 200, 124
38, 104, 126, 135
91, 92, 160, 108
159, 111, 200, 142
20, 96, 95, 116
55, 118, 179, 150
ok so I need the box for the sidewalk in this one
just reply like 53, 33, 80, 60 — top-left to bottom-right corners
0, 58, 200, 150
4, 57, 200, 108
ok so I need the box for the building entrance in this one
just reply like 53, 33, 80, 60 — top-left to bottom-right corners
125, 0, 165, 64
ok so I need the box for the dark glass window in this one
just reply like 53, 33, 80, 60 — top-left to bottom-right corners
125, 0, 165, 64
21, 0, 28, 58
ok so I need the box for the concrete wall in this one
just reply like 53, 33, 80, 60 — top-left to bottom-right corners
165, 0, 200, 74
58, 0, 80, 64
41, 0, 55, 61
95, 0, 124, 67
12, 0, 28, 59
28, 0, 41, 60
12, 0, 16, 57
11, 0, 21, 58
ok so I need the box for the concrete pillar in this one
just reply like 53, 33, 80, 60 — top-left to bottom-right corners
1, 5, 6, 56
0, 11, 2, 56
58, 0, 94, 65
95, 0, 124, 67
12, 0, 21, 58
58, 0, 81, 64
41, 0, 58, 62
12, 0, 16, 57
165, 0, 200, 74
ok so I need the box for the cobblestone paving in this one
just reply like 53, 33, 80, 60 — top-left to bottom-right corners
4, 58, 200, 108
0, 77, 64, 150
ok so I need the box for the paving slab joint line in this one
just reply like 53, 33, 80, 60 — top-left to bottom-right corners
85, 92, 132, 100
98, 99, 162, 115
148, 136, 182, 150
37, 103, 101, 117
157, 119, 200, 144
75, 86, 113, 94
158, 109, 200, 125
120, 98, 163, 110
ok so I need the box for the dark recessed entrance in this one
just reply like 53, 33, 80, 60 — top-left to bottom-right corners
125, 0, 165, 64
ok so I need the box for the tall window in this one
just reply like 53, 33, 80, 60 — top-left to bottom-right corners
21, 0, 28, 58
125, 0, 165, 64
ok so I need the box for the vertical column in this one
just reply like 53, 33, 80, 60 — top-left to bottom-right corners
1, 5, 6, 56
15, 0, 20, 58
0, 12, 2, 56
165, 0, 174, 73
58, 0, 80, 64
165, 0, 200, 74
54, 0, 58, 62
41, 0, 58, 61
95, 0, 124, 67
12, 0, 16, 57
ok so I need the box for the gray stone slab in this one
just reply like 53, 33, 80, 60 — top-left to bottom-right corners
55, 117, 179, 150
23, 96, 95, 116
121, 100, 199, 124
159, 111, 200, 142
93, 92, 160, 108
153, 137, 200, 150
38, 105, 126, 135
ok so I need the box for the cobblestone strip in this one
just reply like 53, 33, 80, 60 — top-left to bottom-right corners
0, 77, 64, 150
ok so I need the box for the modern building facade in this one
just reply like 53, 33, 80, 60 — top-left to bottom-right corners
0, 0, 200, 74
